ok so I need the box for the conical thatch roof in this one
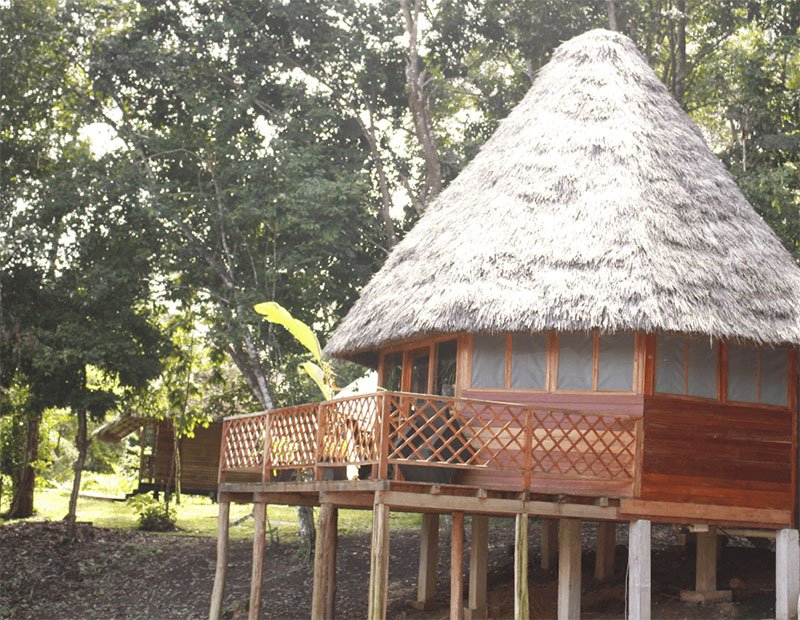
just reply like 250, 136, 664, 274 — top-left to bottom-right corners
327, 29, 800, 360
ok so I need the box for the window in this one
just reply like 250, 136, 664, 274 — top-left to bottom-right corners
557, 332, 594, 391
383, 352, 402, 391
598, 333, 635, 391
511, 334, 547, 389
655, 334, 717, 398
435, 340, 458, 396
471, 335, 506, 388
727, 343, 788, 406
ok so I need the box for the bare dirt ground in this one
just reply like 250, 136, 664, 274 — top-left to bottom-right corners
0, 519, 777, 619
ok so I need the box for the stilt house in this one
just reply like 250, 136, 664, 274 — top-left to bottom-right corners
212, 29, 800, 620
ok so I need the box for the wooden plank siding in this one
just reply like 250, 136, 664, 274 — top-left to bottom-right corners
151, 421, 223, 494
640, 396, 794, 512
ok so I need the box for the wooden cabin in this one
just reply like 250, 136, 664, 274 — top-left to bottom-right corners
211, 29, 800, 620
95, 417, 222, 497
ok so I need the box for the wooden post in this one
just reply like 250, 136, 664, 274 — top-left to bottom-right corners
413, 513, 439, 610
541, 518, 558, 570
679, 526, 731, 602
312, 503, 338, 619
466, 515, 489, 620
514, 513, 530, 620
557, 518, 581, 620
776, 528, 800, 620
368, 499, 391, 620
209, 500, 230, 620
451, 512, 465, 620
325, 507, 338, 619
248, 502, 267, 620
628, 519, 651, 620
594, 521, 615, 582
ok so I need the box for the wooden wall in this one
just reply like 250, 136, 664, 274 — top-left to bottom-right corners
640, 396, 794, 512
151, 421, 222, 494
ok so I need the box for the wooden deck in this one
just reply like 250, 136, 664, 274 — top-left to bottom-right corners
219, 391, 641, 499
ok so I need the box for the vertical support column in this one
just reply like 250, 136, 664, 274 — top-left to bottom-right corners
312, 503, 339, 619
628, 519, 651, 620
467, 515, 489, 620
368, 499, 391, 620
514, 513, 530, 620
679, 526, 731, 602
248, 502, 267, 620
209, 500, 230, 620
557, 519, 581, 620
413, 513, 439, 610
541, 518, 559, 570
451, 512, 465, 620
776, 528, 800, 620
594, 521, 616, 582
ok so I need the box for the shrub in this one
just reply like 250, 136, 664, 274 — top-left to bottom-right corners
127, 495, 176, 531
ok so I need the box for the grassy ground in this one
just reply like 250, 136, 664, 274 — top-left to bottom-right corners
2, 487, 422, 540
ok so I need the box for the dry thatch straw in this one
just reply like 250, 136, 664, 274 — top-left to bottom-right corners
326, 29, 800, 360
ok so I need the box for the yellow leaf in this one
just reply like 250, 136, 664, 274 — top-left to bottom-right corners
299, 361, 334, 400
254, 301, 322, 362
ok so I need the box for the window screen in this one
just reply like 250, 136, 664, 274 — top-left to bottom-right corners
511, 334, 546, 389
687, 339, 717, 398
383, 352, 402, 391
655, 333, 686, 394
435, 340, 458, 396
727, 344, 758, 403
557, 332, 594, 391
410, 352, 430, 394
759, 348, 788, 407
472, 335, 506, 388
597, 333, 634, 391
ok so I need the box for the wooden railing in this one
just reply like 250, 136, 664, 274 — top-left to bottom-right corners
219, 392, 640, 496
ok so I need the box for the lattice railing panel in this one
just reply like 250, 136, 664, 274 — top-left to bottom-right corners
529, 410, 637, 481
221, 414, 267, 471
319, 394, 380, 465
268, 403, 318, 469
387, 395, 528, 470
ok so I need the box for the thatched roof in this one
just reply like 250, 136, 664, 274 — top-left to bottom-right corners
327, 29, 800, 360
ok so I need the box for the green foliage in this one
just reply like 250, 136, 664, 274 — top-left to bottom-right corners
127, 495, 176, 532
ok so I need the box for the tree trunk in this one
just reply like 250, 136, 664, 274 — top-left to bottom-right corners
401, 0, 443, 203
65, 407, 89, 541
8, 412, 40, 519
607, 1, 619, 30
675, 0, 687, 106
298, 505, 316, 563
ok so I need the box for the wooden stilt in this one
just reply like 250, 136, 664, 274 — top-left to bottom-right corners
628, 519, 651, 620
325, 507, 338, 619
594, 521, 615, 582
679, 526, 731, 602
312, 503, 338, 619
776, 528, 799, 620
541, 518, 558, 570
467, 515, 489, 620
557, 518, 581, 620
451, 512, 465, 620
248, 502, 267, 620
209, 500, 230, 620
368, 500, 391, 620
413, 513, 439, 610
514, 513, 529, 620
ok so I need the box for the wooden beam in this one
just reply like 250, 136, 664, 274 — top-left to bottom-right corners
541, 518, 558, 571
628, 519, 651, 620
776, 529, 799, 620
467, 515, 489, 620
514, 513, 530, 620
368, 501, 391, 620
209, 500, 230, 620
695, 526, 718, 592
557, 519, 581, 620
248, 502, 267, 620
594, 521, 615, 582
620, 498, 791, 528
414, 513, 439, 609
326, 507, 339, 618
451, 512, 465, 620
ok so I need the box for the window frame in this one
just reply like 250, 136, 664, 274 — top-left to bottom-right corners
552, 331, 638, 395
653, 333, 720, 402
723, 341, 792, 410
